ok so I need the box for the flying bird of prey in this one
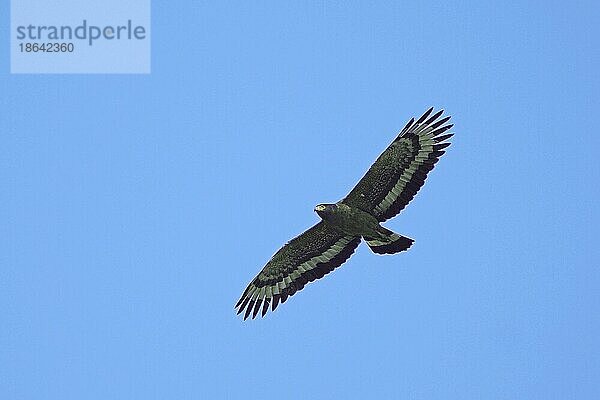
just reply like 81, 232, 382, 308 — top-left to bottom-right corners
236, 107, 453, 319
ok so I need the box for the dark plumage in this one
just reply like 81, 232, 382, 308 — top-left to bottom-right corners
236, 107, 453, 319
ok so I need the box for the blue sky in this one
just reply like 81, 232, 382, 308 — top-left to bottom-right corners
1, 1, 599, 399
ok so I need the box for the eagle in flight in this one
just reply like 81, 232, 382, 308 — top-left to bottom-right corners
236, 107, 453, 319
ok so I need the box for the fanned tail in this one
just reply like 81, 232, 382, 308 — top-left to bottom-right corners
364, 227, 414, 255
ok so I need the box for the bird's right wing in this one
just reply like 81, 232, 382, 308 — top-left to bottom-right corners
343, 108, 453, 222
235, 222, 360, 319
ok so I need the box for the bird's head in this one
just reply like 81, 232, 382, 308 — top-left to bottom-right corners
314, 203, 336, 218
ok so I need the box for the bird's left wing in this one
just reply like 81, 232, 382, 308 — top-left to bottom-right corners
343, 107, 453, 222
235, 221, 360, 319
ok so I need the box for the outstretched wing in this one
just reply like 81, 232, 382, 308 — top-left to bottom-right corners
235, 222, 360, 320
343, 107, 453, 222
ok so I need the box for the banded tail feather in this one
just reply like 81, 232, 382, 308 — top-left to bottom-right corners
364, 227, 414, 255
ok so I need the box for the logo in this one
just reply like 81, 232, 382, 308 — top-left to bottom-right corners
11, 0, 151, 74
15, 20, 147, 46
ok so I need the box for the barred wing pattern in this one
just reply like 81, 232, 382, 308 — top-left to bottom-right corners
235, 222, 361, 320
343, 108, 453, 221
